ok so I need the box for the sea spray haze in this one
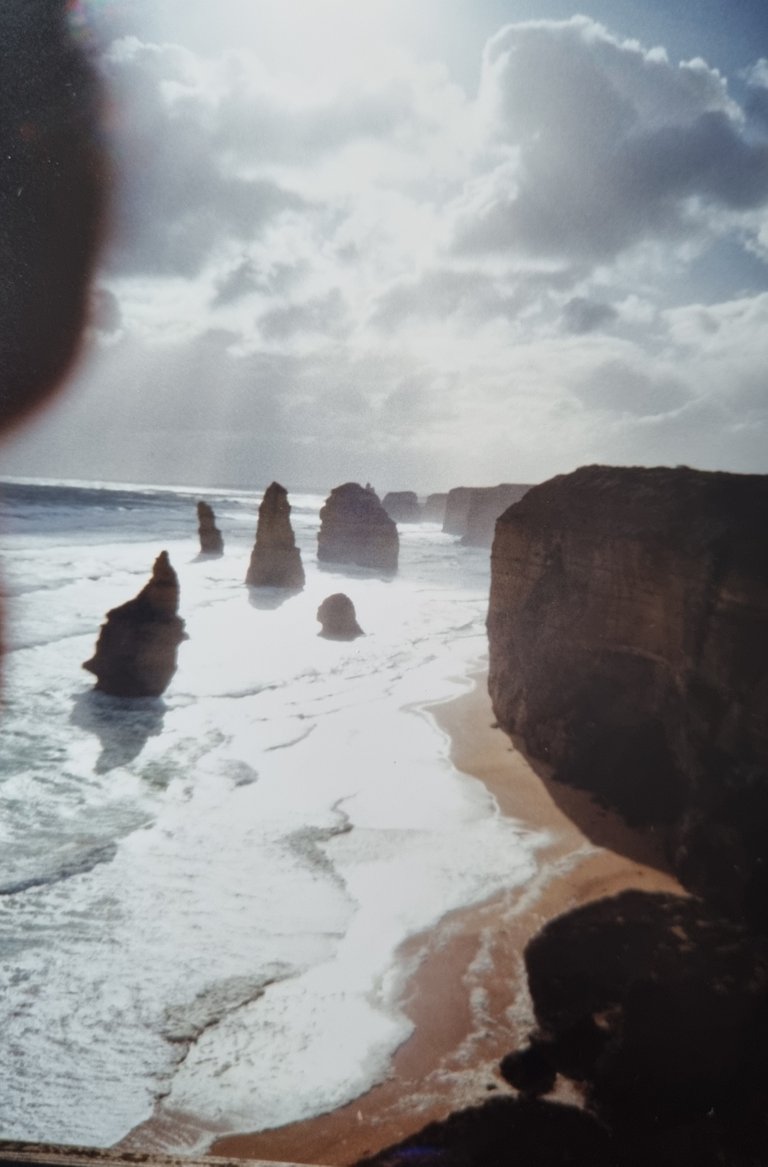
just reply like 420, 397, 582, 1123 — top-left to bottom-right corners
0, 479, 545, 1151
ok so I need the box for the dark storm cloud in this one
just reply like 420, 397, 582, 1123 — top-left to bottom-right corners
101, 40, 307, 276
454, 19, 768, 264
561, 297, 618, 334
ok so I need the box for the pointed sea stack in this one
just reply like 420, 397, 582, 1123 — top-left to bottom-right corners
245, 481, 305, 589
83, 551, 187, 697
317, 593, 364, 640
196, 500, 224, 556
317, 482, 398, 574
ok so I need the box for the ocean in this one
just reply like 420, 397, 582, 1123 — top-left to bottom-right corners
0, 478, 544, 1152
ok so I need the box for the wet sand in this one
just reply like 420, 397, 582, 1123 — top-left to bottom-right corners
210, 673, 681, 1165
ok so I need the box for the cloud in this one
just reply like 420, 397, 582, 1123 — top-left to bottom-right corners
561, 297, 618, 334
453, 18, 768, 266
101, 39, 309, 277
6, 14, 768, 492
574, 359, 691, 416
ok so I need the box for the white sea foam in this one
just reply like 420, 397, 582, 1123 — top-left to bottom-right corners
0, 480, 542, 1148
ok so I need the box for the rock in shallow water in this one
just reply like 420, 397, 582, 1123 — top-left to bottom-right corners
245, 481, 305, 590
317, 592, 364, 640
82, 551, 187, 697
317, 482, 398, 574
196, 499, 224, 556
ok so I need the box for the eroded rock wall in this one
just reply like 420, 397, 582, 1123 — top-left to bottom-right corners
487, 464, 768, 918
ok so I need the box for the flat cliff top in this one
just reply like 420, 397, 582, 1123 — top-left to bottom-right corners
497, 464, 768, 559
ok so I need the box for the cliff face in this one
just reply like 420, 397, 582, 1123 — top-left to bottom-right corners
487, 465, 768, 919
83, 551, 187, 697
317, 482, 399, 574
245, 481, 305, 589
443, 484, 530, 542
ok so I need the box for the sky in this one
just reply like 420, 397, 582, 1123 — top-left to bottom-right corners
4, 0, 768, 492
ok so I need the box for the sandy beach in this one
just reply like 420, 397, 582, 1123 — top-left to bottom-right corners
209, 673, 681, 1165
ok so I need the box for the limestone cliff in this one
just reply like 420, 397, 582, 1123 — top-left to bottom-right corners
317, 482, 399, 574
83, 551, 187, 697
196, 500, 224, 556
443, 483, 530, 542
487, 464, 768, 920
245, 481, 305, 590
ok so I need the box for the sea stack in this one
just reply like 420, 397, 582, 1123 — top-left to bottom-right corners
487, 464, 768, 921
245, 481, 305, 590
83, 551, 187, 697
317, 482, 399, 574
382, 491, 421, 523
196, 500, 224, 556
422, 492, 448, 523
317, 593, 364, 640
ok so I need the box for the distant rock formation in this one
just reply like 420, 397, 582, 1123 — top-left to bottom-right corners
382, 491, 421, 522
422, 492, 448, 523
317, 593, 364, 640
245, 481, 305, 590
82, 551, 187, 697
487, 464, 768, 922
196, 500, 223, 556
463, 484, 531, 547
443, 483, 530, 543
317, 482, 399, 574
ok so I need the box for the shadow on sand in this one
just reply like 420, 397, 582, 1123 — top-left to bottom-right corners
246, 586, 301, 610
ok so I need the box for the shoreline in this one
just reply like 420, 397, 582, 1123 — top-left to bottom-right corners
208, 673, 681, 1165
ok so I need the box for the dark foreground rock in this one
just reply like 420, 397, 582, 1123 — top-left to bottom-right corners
83, 551, 186, 697
317, 482, 398, 574
196, 500, 223, 556
443, 484, 530, 542
382, 491, 421, 522
317, 593, 364, 640
487, 464, 768, 922
359, 892, 768, 1167
245, 481, 305, 590
524, 891, 768, 1123
355, 1096, 617, 1167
